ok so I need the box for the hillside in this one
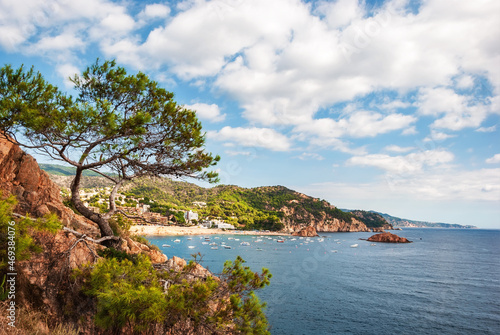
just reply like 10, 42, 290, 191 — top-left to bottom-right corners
42, 165, 391, 233
376, 212, 476, 229
39, 163, 104, 177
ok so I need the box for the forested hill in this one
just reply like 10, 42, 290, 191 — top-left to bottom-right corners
42, 164, 390, 232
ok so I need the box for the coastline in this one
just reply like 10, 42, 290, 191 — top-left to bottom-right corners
130, 224, 286, 236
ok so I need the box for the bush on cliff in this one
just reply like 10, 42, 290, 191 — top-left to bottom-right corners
0, 193, 61, 274
76, 253, 272, 334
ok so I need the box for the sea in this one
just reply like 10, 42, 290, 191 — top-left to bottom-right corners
146, 228, 500, 335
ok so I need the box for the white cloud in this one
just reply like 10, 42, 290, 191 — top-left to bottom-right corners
56, 63, 80, 88
293, 152, 325, 161
300, 167, 500, 205
184, 103, 226, 122
225, 150, 253, 157
455, 74, 475, 89
417, 87, 489, 131
423, 130, 456, 142
384, 145, 415, 153
486, 154, 500, 164
139, 4, 170, 19
293, 111, 416, 151
476, 125, 496, 133
207, 126, 291, 151
347, 149, 455, 174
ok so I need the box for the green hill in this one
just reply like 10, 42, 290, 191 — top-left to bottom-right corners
40, 163, 104, 177
42, 164, 390, 231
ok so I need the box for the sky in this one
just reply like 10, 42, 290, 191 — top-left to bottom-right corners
0, 0, 499, 228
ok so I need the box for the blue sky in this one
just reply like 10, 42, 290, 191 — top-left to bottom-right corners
1, 0, 499, 228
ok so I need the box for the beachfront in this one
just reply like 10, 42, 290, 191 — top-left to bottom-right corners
130, 225, 286, 236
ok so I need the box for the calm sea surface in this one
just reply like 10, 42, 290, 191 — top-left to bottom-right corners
147, 229, 500, 335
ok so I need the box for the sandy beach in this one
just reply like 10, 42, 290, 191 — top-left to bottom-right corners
130, 225, 287, 236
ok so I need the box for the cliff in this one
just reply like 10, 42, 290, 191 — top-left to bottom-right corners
0, 137, 170, 332
291, 226, 319, 237
0, 138, 99, 236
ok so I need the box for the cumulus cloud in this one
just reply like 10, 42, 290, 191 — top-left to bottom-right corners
207, 126, 291, 151
346, 149, 455, 174
184, 103, 226, 122
293, 152, 325, 161
384, 145, 415, 153
417, 87, 490, 131
486, 154, 500, 164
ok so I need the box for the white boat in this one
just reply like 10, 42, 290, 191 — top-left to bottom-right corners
162, 244, 171, 247
331, 250, 338, 253
187, 237, 192, 240
211, 247, 218, 250
201, 242, 209, 245
256, 248, 263, 251
174, 239, 181, 243
188, 246, 195, 249
240, 242, 250, 246
370, 243, 377, 246
210, 242, 218, 246
350, 244, 359, 248
255, 239, 263, 242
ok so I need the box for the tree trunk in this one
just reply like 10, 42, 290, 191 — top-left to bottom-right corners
70, 167, 115, 238
103, 180, 124, 220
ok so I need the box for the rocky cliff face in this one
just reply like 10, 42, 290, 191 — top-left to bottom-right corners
0, 137, 169, 331
0, 137, 99, 237
279, 204, 371, 233
291, 226, 319, 237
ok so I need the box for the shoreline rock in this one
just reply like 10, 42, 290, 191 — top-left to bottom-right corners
292, 226, 319, 237
367, 232, 412, 243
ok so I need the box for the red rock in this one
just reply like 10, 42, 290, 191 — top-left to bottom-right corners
367, 232, 412, 243
292, 226, 319, 237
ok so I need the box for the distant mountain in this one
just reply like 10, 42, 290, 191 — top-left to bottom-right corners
374, 211, 476, 229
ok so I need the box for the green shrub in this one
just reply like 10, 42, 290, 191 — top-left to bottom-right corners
0, 193, 62, 272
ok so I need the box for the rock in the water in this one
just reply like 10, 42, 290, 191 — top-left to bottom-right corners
367, 232, 412, 243
292, 226, 319, 237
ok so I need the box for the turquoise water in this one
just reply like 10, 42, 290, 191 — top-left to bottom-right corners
147, 229, 500, 334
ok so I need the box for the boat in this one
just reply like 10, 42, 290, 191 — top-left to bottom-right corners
201, 242, 209, 245
211, 247, 218, 250
331, 250, 338, 253
162, 244, 171, 247
240, 242, 250, 246
187, 237, 192, 240
370, 243, 377, 246
224, 245, 232, 249
256, 248, 263, 251
276, 240, 285, 243
174, 239, 181, 243
188, 246, 195, 249
210, 242, 218, 246
350, 244, 359, 248
255, 239, 263, 242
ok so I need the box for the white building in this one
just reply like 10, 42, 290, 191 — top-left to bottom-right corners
184, 210, 199, 222
215, 222, 235, 230
136, 203, 150, 215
